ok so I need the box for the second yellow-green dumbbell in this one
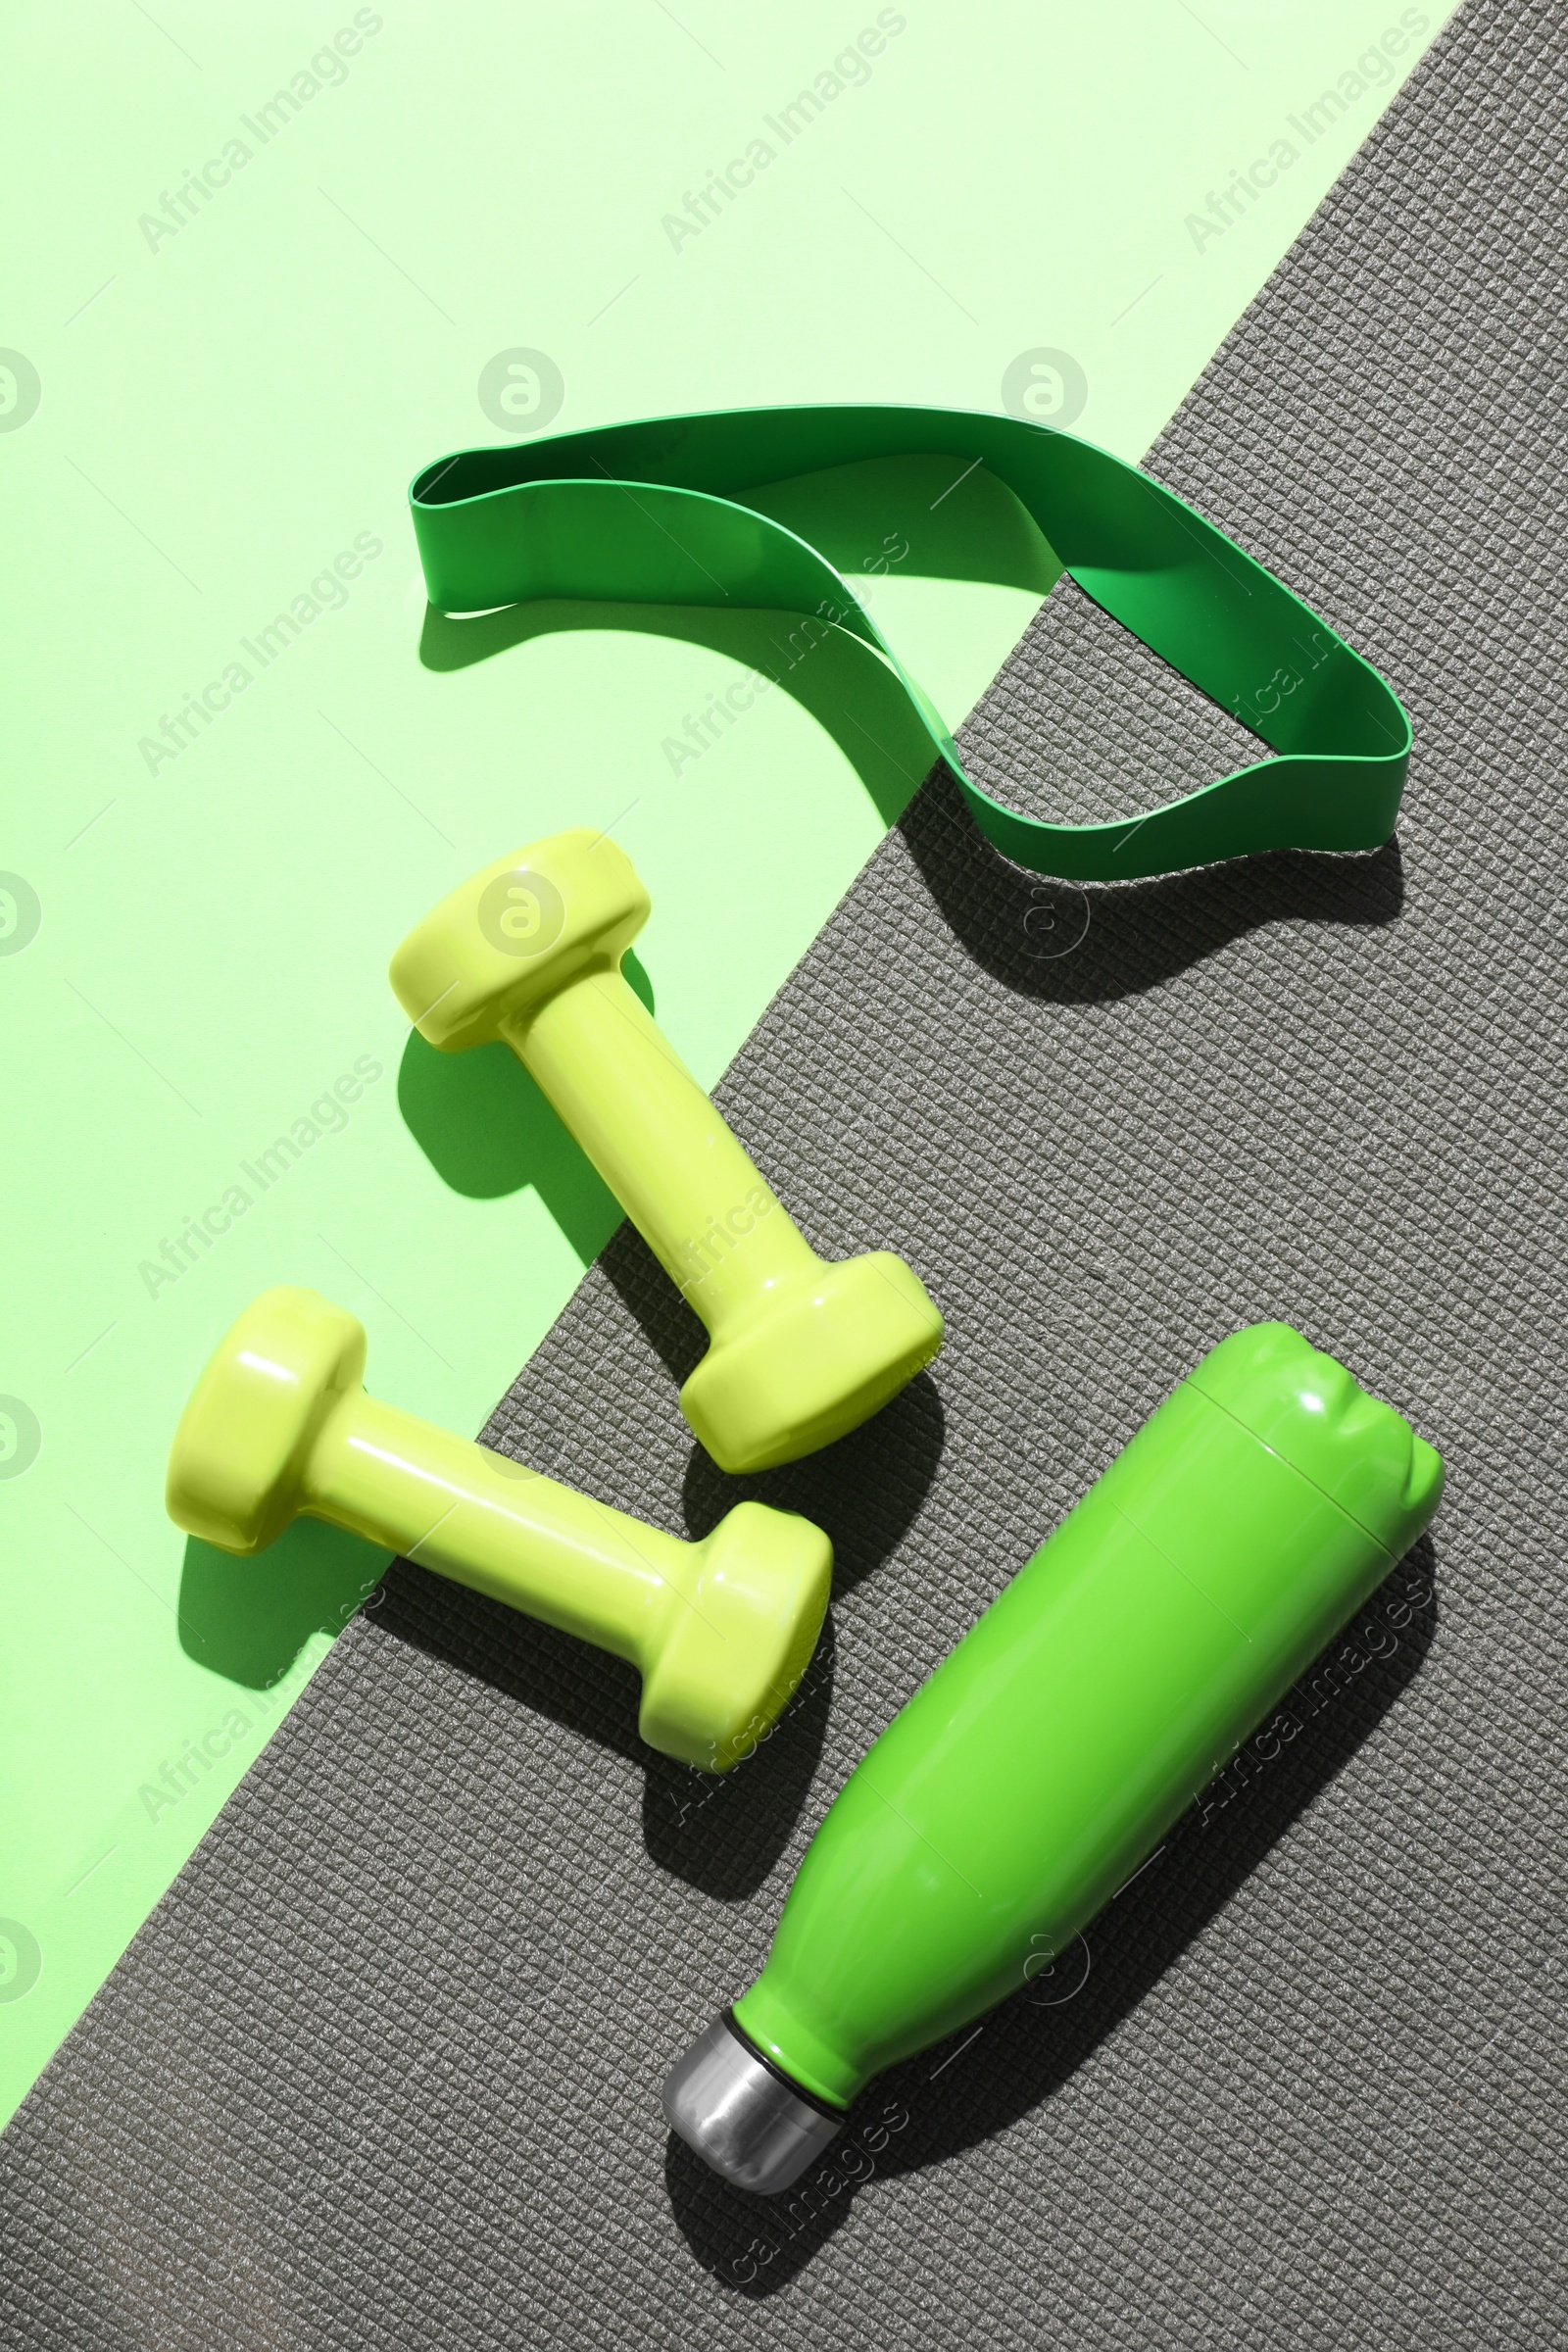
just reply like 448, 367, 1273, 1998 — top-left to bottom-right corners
391, 830, 944, 1473
167, 1286, 831, 1770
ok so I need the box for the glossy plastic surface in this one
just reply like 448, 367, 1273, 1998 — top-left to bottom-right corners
731, 1324, 1444, 2105
391, 834, 944, 1473
410, 406, 1412, 883
166, 1287, 831, 1769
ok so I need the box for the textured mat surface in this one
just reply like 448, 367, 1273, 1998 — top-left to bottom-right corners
4, 1, 1565, 2342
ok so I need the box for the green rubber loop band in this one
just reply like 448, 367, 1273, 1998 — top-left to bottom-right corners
410, 405, 1410, 883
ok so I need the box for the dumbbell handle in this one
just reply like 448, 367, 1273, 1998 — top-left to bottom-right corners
304, 1391, 692, 1667
503, 968, 822, 1341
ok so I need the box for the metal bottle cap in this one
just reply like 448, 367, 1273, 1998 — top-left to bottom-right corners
661, 2014, 843, 2195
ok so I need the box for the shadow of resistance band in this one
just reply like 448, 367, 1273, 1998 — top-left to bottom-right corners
409, 406, 1410, 882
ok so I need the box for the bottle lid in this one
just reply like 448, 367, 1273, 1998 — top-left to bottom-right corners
662, 2014, 843, 2195
1185, 1322, 1444, 1558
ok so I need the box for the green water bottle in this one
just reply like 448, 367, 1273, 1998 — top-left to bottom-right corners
662, 1323, 1443, 2193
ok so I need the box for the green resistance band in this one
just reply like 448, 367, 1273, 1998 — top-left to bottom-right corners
410, 406, 1411, 883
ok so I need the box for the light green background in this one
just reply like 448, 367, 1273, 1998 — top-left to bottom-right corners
1, 0, 1452, 2122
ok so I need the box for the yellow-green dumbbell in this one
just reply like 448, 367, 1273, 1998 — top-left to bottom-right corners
391, 830, 944, 1473
167, 1287, 831, 1770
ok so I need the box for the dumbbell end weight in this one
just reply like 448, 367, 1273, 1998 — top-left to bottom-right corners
166, 1285, 365, 1555
390, 828, 647, 1052
681, 1250, 944, 1473
643, 1500, 832, 1771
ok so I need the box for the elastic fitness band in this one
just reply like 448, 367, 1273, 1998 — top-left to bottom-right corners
410, 406, 1411, 883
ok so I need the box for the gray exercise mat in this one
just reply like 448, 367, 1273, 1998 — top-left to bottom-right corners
5, 0, 1565, 2340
